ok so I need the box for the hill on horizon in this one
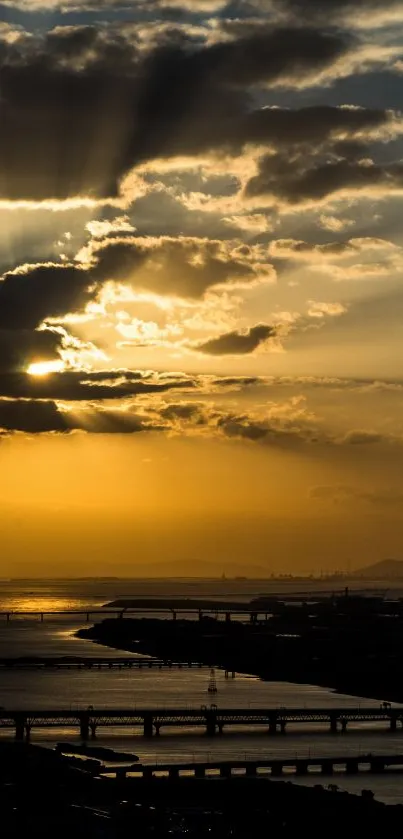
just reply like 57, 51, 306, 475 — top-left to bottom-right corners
357, 559, 403, 578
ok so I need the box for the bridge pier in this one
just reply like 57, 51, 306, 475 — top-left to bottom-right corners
321, 760, 334, 774
390, 717, 397, 732
218, 722, 224, 735
220, 765, 231, 778
205, 711, 217, 736
195, 765, 205, 778
279, 721, 287, 735
345, 759, 358, 774
341, 719, 348, 733
143, 713, 154, 738
79, 712, 90, 740
370, 758, 385, 773
268, 714, 278, 735
90, 722, 97, 739
14, 715, 27, 741
330, 714, 338, 734
155, 723, 161, 736
296, 761, 308, 775
271, 763, 283, 776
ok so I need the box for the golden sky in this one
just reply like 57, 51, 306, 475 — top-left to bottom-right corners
1, 0, 403, 574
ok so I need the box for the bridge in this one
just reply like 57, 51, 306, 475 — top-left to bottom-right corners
0, 657, 235, 674
2, 707, 403, 740
102, 753, 403, 780
0, 608, 263, 623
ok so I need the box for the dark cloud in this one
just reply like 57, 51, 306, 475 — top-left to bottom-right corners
0, 328, 63, 373
0, 369, 195, 400
213, 376, 261, 387
1, 236, 271, 315
245, 145, 403, 205
0, 264, 95, 330
242, 107, 390, 148
274, 0, 403, 24
269, 236, 393, 259
159, 402, 203, 420
90, 236, 271, 297
0, 399, 68, 433
0, 398, 162, 435
197, 323, 275, 355
0, 25, 369, 200
217, 415, 269, 441
215, 411, 323, 445
340, 430, 385, 445
74, 409, 157, 434
216, 415, 401, 449
0, 383, 401, 445
270, 239, 357, 257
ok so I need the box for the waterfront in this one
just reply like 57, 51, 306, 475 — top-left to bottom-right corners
1, 580, 403, 804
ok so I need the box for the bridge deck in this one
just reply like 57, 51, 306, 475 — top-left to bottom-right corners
1, 707, 401, 741
0, 707, 401, 724
0, 608, 255, 617
0, 658, 207, 670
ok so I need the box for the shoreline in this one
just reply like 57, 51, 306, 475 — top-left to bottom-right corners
77, 625, 400, 707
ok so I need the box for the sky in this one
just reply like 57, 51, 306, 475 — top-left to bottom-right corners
1, 0, 403, 576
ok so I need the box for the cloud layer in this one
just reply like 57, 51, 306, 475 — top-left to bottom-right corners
0, 0, 402, 454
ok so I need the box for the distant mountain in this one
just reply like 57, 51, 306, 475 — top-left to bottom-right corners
356, 559, 403, 579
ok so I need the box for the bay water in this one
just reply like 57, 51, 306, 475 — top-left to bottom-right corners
1, 579, 402, 804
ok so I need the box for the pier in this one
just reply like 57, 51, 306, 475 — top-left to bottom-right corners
2, 707, 402, 740
103, 753, 403, 780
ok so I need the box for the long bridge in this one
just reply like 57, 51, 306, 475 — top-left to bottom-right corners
0, 657, 234, 673
0, 608, 263, 623
102, 753, 403, 780
2, 707, 402, 740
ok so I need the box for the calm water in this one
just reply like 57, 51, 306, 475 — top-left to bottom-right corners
0, 576, 399, 612
1, 579, 403, 804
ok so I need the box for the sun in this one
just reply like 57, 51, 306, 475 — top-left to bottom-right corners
27, 360, 65, 377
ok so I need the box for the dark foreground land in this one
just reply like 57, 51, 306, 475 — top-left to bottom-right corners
79, 593, 403, 702
1, 741, 402, 838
